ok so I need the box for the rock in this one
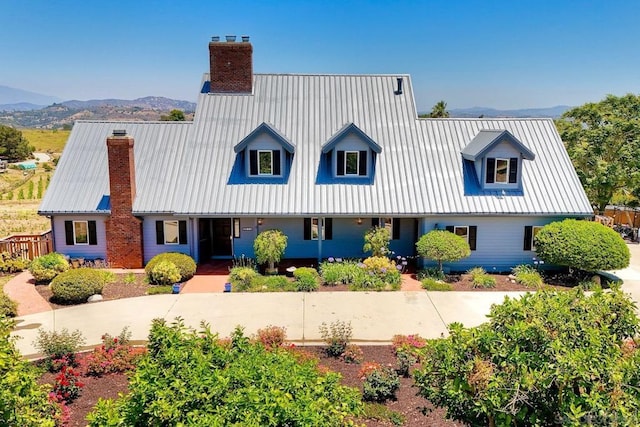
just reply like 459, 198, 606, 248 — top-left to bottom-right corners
87, 294, 103, 303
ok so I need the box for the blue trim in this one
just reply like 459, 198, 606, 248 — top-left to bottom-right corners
234, 122, 295, 154
315, 151, 376, 184
321, 123, 382, 154
227, 151, 293, 184
96, 195, 111, 212
463, 159, 523, 196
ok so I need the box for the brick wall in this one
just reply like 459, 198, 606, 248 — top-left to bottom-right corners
105, 133, 144, 268
209, 40, 253, 93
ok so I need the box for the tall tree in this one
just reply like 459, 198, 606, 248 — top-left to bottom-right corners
428, 100, 450, 118
556, 94, 640, 212
0, 125, 34, 161
160, 109, 185, 121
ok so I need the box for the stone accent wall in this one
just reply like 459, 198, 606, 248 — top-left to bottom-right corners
209, 40, 253, 93
105, 133, 144, 268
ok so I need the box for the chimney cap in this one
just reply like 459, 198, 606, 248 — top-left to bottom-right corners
225, 35, 236, 42
211, 36, 220, 42
241, 35, 250, 42
112, 130, 127, 137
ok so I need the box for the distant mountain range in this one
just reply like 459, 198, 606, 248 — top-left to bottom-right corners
447, 105, 572, 119
0, 85, 61, 110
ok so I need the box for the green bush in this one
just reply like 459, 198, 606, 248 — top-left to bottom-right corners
29, 252, 69, 284
319, 320, 353, 358
363, 226, 391, 256
535, 219, 630, 272
33, 327, 85, 370
148, 260, 181, 286
421, 277, 452, 291
248, 275, 294, 292
87, 319, 363, 426
254, 229, 288, 273
416, 230, 471, 274
413, 287, 640, 426
0, 291, 17, 317
1, 317, 59, 426
229, 266, 259, 291
145, 252, 196, 283
362, 365, 400, 402
417, 267, 446, 281
0, 252, 28, 273
467, 267, 495, 288
320, 260, 361, 285
293, 267, 320, 291
512, 264, 544, 288
49, 268, 113, 303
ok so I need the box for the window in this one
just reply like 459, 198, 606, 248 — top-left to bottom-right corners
486, 157, 519, 184
64, 220, 97, 245
446, 225, 477, 250
249, 149, 281, 176
303, 218, 333, 240
372, 218, 400, 239
336, 150, 367, 176
156, 220, 187, 245
74, 221, 89, 245
524, 225, 543, 251
233, 218, 241, 238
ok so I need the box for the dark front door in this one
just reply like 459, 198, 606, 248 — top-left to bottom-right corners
211, 218, 232, 257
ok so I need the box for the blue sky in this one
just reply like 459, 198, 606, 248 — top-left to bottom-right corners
2, 0, 639, 111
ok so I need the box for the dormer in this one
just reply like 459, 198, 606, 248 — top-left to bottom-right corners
461, 130, 535, 191
231, 122, 295, 183
318, 123, 381, 183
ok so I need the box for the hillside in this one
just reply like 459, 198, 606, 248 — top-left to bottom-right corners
0, 97, 196, 129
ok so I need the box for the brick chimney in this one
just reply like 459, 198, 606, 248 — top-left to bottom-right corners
105, 130, 143, 268
209, 35, 253, 93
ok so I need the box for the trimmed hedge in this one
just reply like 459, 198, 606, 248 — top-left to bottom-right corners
148, 261, 181, 286
145, 252, 196, 284
50, 268, 114, 304
29, 252, 69, 284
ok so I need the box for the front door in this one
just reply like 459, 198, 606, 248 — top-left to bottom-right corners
211, 218, 232, 257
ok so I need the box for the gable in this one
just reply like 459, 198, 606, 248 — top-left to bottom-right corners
461, 130, 535, 162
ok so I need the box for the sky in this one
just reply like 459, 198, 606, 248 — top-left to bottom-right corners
2, 0, 639, 111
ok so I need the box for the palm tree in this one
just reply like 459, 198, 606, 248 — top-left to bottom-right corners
429, 100, 450, 118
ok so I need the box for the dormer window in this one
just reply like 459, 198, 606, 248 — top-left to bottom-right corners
250, 149, 281, 176
337, 150, 367, 176
486, 157, 518, 184
232, 123, 294, 183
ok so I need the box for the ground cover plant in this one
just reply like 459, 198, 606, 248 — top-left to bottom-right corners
87, 318, 363, 426
414, 287, 640, 426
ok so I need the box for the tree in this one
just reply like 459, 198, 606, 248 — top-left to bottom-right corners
160, 109, 186, 121
0, 125, 34, 161
534, 219, 629, 272
363, 226, 391, 256
254, 229, 288, 274
428, 100, 450, 118
556, 94, 640, 212
414, 287, 640, 426
416, 230, 470, 273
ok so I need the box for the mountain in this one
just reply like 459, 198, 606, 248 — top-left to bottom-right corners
0, 102, 48, 112
0, 85, 61, 108
447, 105, 572, 119
60, 96, 195, 111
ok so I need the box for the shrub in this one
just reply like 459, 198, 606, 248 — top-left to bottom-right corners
249, 274, 294, 292
417, 266, 446, 281
319, 320, 353, 358
362, 256, 402, 288
145, 252, 196, 283
535, 219, 630, 272
0, 251, 28, 273
416, 230, 471, 274
363, 226, 391, 256
467, 267, 496, 288
0, 316, 59, 426
293, 267, 320, 291
0, 291, 17, 317
341, 343, 364, 364
29, 252, 69, 284
396, 347, 417, 377
255, 325, 287, 350
254, 229, 288, 273
85, 328, 146, 377
49, 268, 112, 303
148, 260, 181, 286
320, 260, 361, 285
87, 319, 363, 426
413, 287, 640, 426
362, 365, 400, 402
33, 328, 85, 371
229, 266, 259, 291
421, 277, 452, 291
512, 264, 544, 288
51, 365, 84, 403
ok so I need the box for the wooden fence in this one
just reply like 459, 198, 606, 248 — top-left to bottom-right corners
0, 231, 52, 260
602, 207, 640, 229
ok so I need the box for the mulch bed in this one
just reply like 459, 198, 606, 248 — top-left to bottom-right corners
38, 346, 462, 427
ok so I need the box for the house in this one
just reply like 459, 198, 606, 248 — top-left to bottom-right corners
39, 36, 593, 271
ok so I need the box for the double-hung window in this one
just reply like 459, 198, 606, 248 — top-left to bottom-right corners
64, 220, 97, 245
486, 157, 519, 184
155, 220, 188, 245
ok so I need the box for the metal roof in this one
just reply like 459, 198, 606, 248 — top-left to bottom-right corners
39, 121, 192, 214
461, 129, 535, 161
41, 73, 592, 217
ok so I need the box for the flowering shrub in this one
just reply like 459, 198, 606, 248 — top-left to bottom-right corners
391, 334, 427, 352
319, 320, 353, 358
392, 334, 425, 376
48, 392, 70, 426
362, 364, 400, 402
52, 365, 84, 403
255, 325, 287, 350
341, 344, 364, 364
85, 328, 146, 376
320, 259, 362, 286
358, 361, 382, 379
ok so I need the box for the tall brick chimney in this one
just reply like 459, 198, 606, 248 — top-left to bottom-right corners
105, 130, 143, 268
209, 35, 253, 93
